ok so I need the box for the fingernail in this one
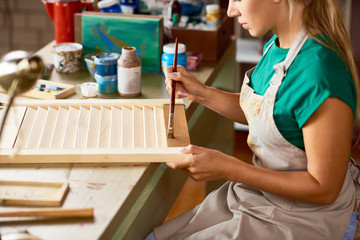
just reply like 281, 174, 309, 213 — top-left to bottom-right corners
179, 147, 186, 152
167, 82, 171, 88
168, 73, 176, 78
177, 91, 188, 97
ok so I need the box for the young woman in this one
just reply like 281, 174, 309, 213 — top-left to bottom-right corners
147, 0, 360, 239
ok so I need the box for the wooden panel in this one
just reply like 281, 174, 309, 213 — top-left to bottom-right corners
50, 107, 69, 148
86, 106, 100, 148
132, 106, 144, 148
26, 107, 48, 148
98, 106, 111, 148
163, 104, 191, 147
62, 106, 79, 148
121, 106, 132, 148
14, 107, 37, 149
143, 106, 156, 148
109, 106, 121, 148
74, 106, 90, 148
154, 106, 166, 148
0, 99, 190, 163
0, 180, 69, 206
38, 107, 58, 148
0, 106, 27, 149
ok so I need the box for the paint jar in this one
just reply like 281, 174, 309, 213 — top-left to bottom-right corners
84, 52, 98, 78
205, 4, 220, 28
80, 82, 99, 98
52, 42, 83, 73
98, 0, 121, 13
161, 42, 186, 74
117, 46, 141, 97
95, 73, 118, 94
120, 0, 140, 13
93, 53, 120, 76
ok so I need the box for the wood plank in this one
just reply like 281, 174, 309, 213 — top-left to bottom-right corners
62, 106, 79, 148
153, 106, 167, 148
163, 104, 191, 147
121, 106, 132, 148
0, 106, 27, 149
109, 106, 121, 148
50, 107, 68, 148
11, 99, 178, 108
14, 107, 37, 149
0, 207, 93, 218
0, 148, 188, 163
86, 106, 100, 148
98, 106, 111, 148
132, 106, 144, 148
38, 106, 58, 148
0, 181, 69, 206
143, 106, 156, 148
74, 106, 90, 148
25, 107, 48, 149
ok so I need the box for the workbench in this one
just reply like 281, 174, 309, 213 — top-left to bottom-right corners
0, 39, 235, 240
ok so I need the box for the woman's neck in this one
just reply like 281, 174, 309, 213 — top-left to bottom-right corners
273, 2, 305, 48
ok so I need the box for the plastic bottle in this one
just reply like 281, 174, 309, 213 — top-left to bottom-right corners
205, 4, 220, 28
117, 47, 142, 97
161, 42, 187, 74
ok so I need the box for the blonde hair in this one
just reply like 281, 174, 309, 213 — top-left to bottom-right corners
288, 0, 360, 145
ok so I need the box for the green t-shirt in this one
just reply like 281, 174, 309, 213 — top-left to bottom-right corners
250, 35, 357, 150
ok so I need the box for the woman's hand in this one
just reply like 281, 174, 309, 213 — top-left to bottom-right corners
166, 145, 241, 182
165, 65, 207, 103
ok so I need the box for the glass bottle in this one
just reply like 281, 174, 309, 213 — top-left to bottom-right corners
168, 0, 181, 24
117, 47, 142, 97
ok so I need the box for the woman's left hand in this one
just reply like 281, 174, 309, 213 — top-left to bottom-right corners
166, 145, 240, 182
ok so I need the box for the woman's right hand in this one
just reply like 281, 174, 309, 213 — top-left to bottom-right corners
164, 65, 207, 103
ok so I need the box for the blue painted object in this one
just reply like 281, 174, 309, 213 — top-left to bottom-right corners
93, 53, 119, 76
120, 0, 140, 13
95, 73, 118, 94
180, 1, 203, 17
98, 0, 121, 13
161, 43, 187, 74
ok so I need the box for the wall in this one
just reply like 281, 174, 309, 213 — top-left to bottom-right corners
0, 0, 54, 56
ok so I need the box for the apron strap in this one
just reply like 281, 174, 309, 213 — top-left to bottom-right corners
271, 28, 309, 87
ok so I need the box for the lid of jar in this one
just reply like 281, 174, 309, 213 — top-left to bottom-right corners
206, 4, 220, 13
98, 0, 119, 9
93, 53, 120, 65
163, 43, 186, 54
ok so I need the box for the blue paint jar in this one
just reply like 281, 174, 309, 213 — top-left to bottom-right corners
161, 43, 186, 74
93, 53, 120, 76
120, 0, 140, 13
98, 0, 121, 13
95, 73, 118, 94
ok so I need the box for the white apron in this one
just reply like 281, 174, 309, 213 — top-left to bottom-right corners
154, 29, 358, 239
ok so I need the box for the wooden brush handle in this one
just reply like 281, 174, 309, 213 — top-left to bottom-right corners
170, 38, 179, 115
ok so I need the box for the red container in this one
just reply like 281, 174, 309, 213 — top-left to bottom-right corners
42, 0, 93, 43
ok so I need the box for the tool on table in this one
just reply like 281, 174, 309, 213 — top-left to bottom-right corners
0, 207, 94, 219
167, 38, 178, 139
0, 50, 45, 139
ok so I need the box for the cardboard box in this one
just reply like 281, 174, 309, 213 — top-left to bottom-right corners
170, 15, 234, 62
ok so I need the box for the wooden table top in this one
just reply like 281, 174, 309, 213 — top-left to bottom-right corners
0, 39, 235, 240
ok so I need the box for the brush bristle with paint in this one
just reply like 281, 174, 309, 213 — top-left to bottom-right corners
167, 38, 178, 139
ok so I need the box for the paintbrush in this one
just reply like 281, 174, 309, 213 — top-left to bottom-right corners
167, 38, 178, 139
